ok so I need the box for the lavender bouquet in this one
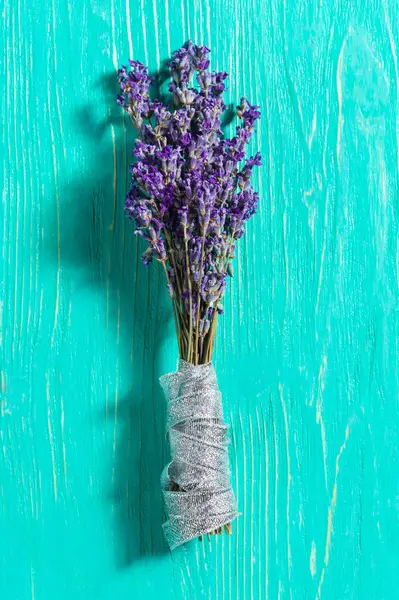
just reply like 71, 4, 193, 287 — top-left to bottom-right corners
117, 41, 261, 549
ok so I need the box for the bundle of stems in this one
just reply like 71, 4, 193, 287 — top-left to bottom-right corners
161, 250, 219, 366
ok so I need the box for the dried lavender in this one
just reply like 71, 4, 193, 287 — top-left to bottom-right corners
117, 42, 261, 366
117, 42, 261, 544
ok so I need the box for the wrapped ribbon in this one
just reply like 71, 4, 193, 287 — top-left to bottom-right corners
160, 360, 239, 550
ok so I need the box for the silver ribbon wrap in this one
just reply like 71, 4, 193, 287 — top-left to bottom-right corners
159, 360, 240, 550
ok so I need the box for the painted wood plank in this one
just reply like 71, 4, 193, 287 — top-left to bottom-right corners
1, 0, 399, 598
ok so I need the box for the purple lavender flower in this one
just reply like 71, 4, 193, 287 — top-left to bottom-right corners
117, 41, 261, 364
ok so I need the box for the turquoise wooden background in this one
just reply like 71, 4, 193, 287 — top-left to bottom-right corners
1, 0, 399, 598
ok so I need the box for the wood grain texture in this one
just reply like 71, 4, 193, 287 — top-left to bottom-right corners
1, 0, 399, 598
